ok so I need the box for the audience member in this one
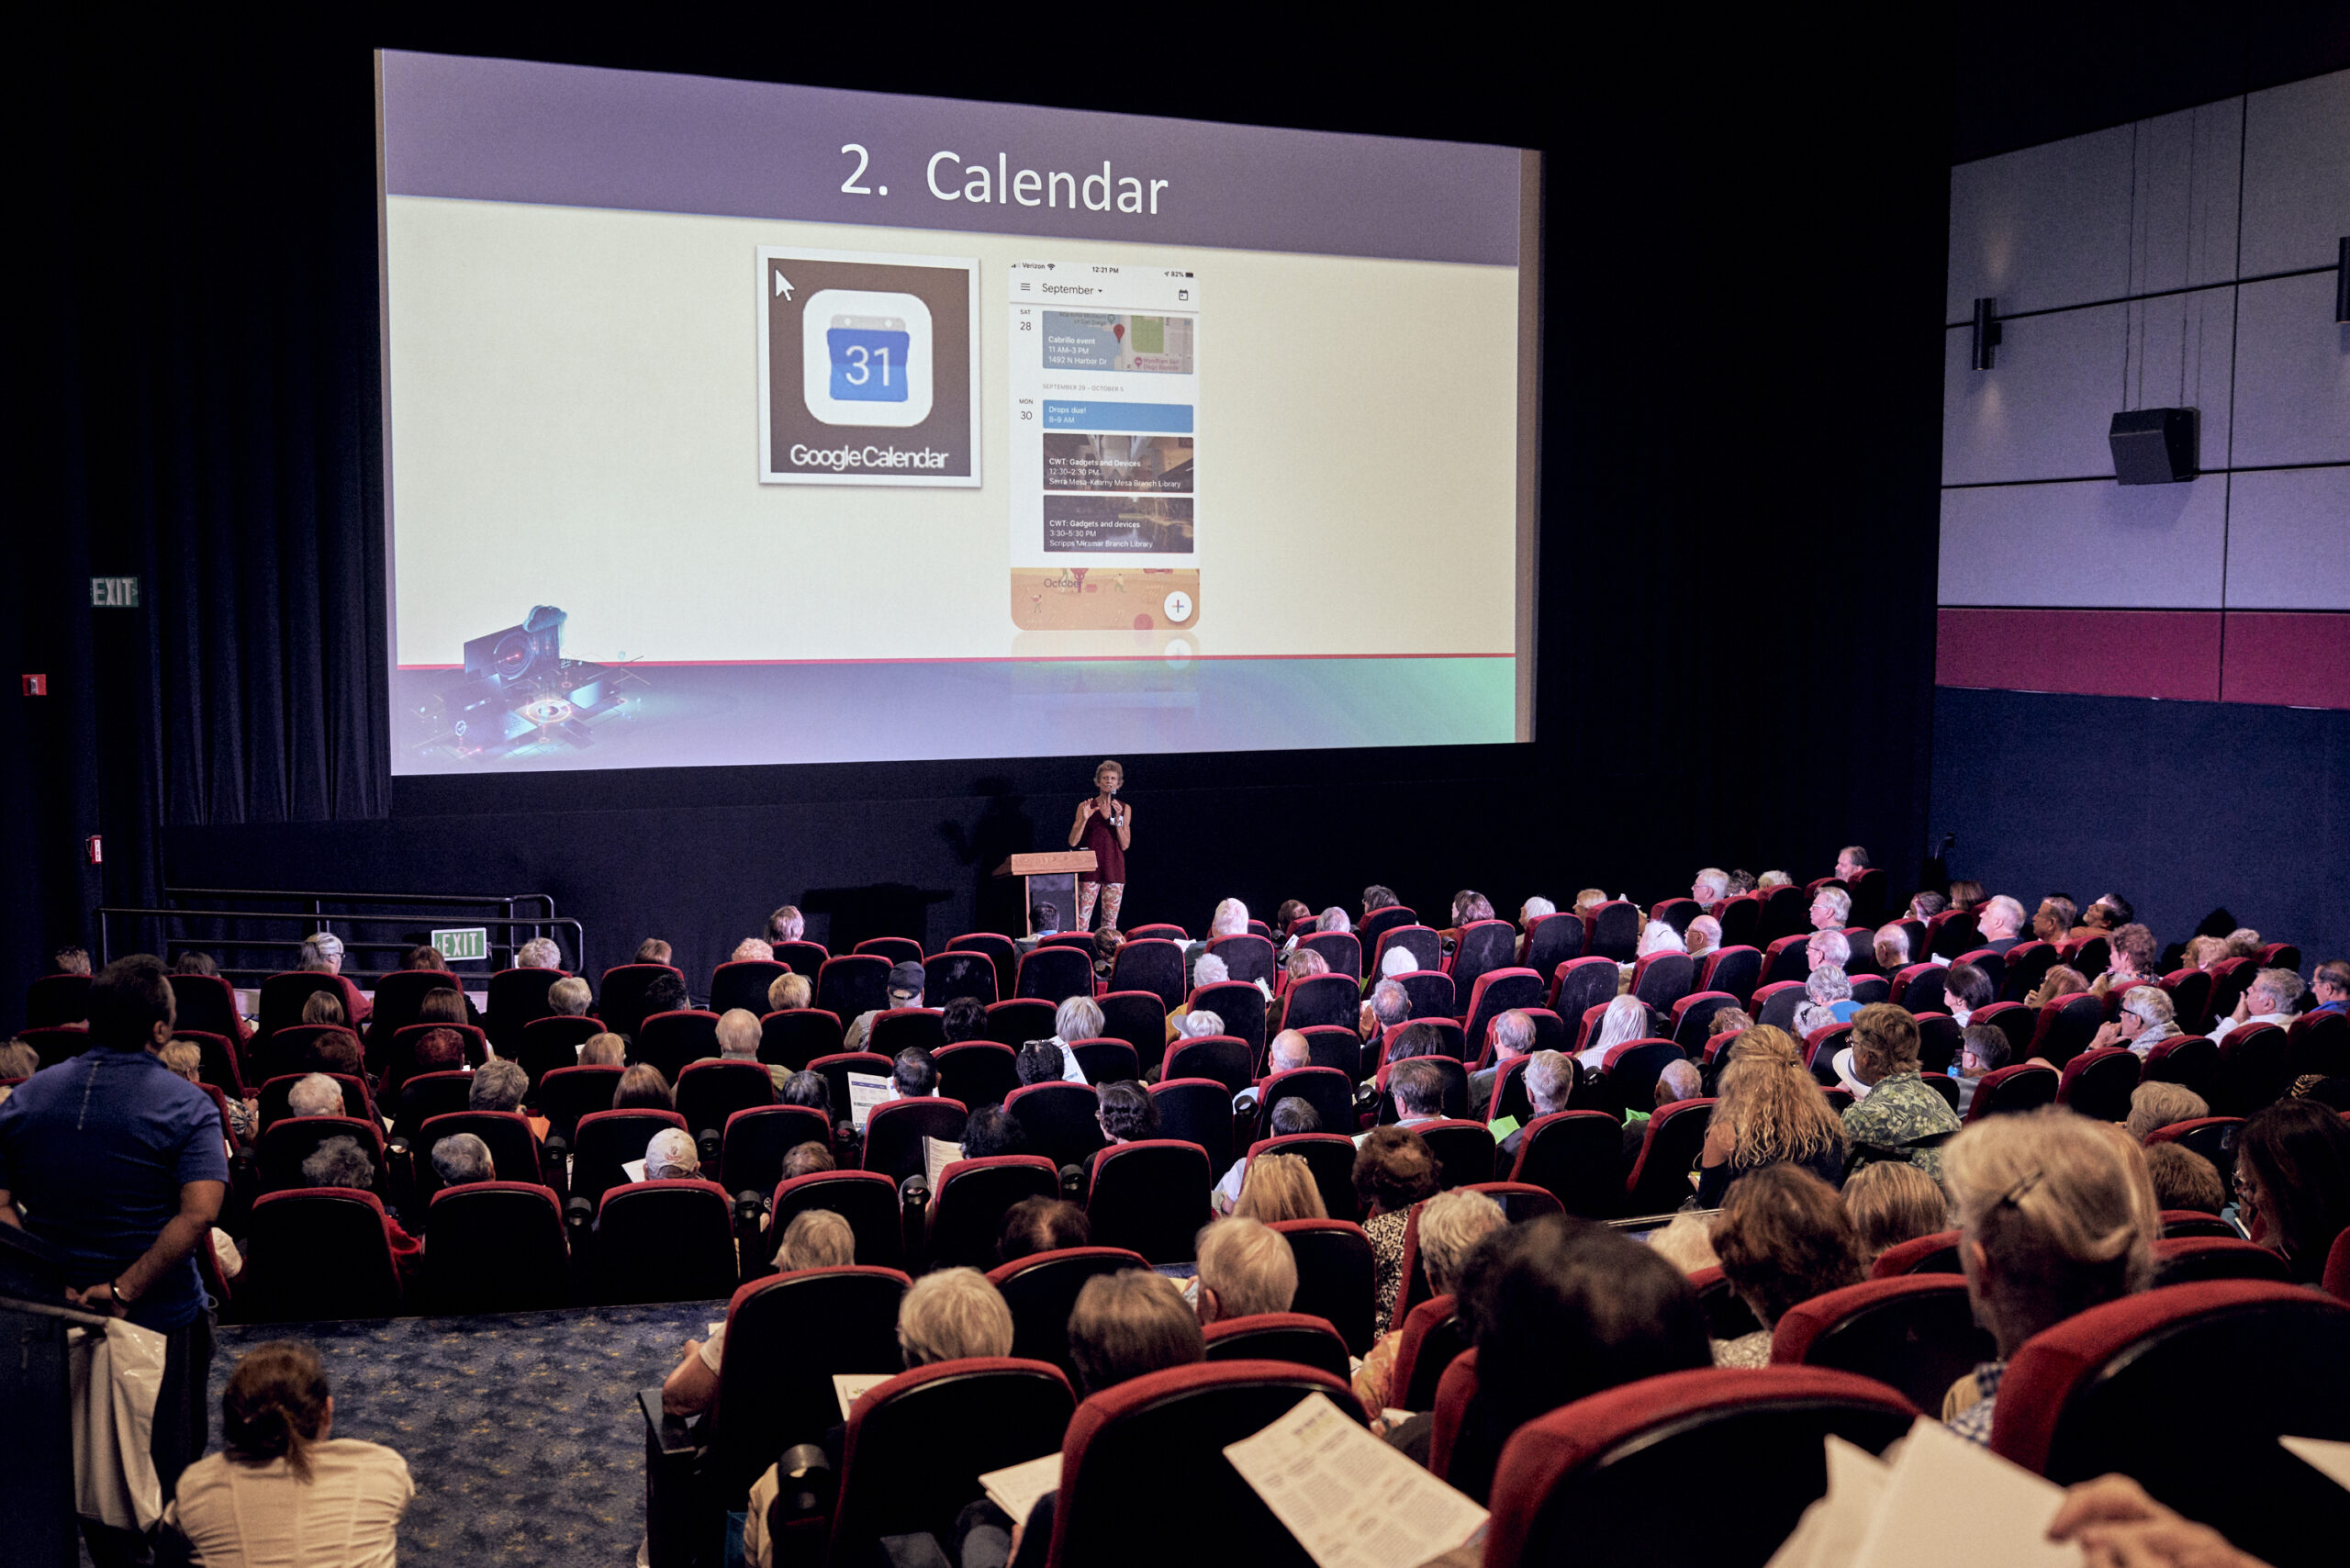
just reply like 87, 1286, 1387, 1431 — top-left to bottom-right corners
1841, 1004, 1960, 1177
1468, 1009, 1536, 1119
1646, 1212, 1721, 1276
162, 1341, 412, 1567
2045, 1474, 2269, 1568
0, 1039, 43, 1098
1953, 1023, 2009, 1115
1360, 979, 1410, 1044
777, 1070, 831, 1117
2023, 964, 2090, 1008
1497, 1051, 1573, 1166
2305, 959, 2349, 1015
997, 1196, 1089, 1263
642, 1127, 699, 1182
1947, 879, 1986, 911
888, 1048, 937, 1101
467, 1058, 528, 1113
1908, 890, 1948, 922
1383, 1058, 1449, 1130
1013, 1041, 1069, 1087
1572, 888, 1609, 914
302, 1137, 417, 1287
1708, 1164, 1866, 1367
1794, 964, 1854, 1036
2093, 923, 2163, 992
1757, 871, 1793, 890
766, 906, 806, 946
2071, 893, 2134, 939
516, 936, 564, 969
960, 1103, 1028, 1159
1068, 1269, 1203, 1398
1684, 914, 1723, 964
1354, 1126, 1440, 1336
1809, 885, 1851, 933
781, 1141, 835, 1180
430, 1132, 496, 1189
1192, 1215, 1298, 1324
1834, 846, 1870, 882
1806, 928, 1851, 975
1708, 1007, 1754, 1038
416, 988, 469, 1028
1619, 1058, 1702, 1168
296, 935, 343, 975
1940, 1109, 2157, 1444
1941, 963, 1992, 1026
1351, 1188, 1505, 1414
941, 996, 987, 1043
300, 1027, 364, 1081
1361, 884, 1401, 917
1726, 871, 1758, 897
2123, 1081, 2210, 1143
1975, 895, 2026, 953
1873, 923, 1911, 972
711, 1007, 785, 1093
1444, 1216, 1710, 1503
2031, 896, 2077, 946
1051, 994, 1103, 1050
664, 1209, 855, 1417
2232, 1099, 2350, 1283
2210, 969, 2301, 1043
1233, 1150, 1327, 1224
579, 1032, 627, 1067
897, 1267, 1013, 1364
1695, 1025, 1844, 1206
2093, 986, 2180, 1059
173, 951, 218, 976
634, 938, 674, 965
1449, 890, 1495, 930
1578, 994, 1651, 1070
1637, 919, 1686, 958
731, 937, 776, 964
300, 991, 346, 1029
1091, 1081, 1158, 1155
1841, 1159, 1948, 1264
767, 971, 813, 1014
403, 945, 453, 975
1692, 868, 1729, 907
844, 962, 926, 1053
613, 1063, 675, 1111
546, 976, 591, 1018
1214, 1097, 1323, 1213
286, 1073, 343, 1120
2143, 1143, 2226, 1215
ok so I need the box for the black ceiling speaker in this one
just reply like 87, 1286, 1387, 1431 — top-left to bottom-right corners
2109, 409, 2198, 485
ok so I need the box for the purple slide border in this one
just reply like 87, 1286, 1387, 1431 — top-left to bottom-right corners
380, 50, 1524, 267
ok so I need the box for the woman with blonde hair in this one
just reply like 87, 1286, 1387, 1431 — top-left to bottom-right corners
1940, 1109, 2157, 1443
1841, 1159, 1949, 1263
1694, 1025, 1845, 1207
1233, 1152, 1327, 1224
2025, 965, 2090, 1009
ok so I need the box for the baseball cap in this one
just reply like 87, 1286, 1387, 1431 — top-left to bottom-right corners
887, 960, 926, 999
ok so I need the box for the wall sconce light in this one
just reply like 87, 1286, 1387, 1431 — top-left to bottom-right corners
1971, 297, 2002, 370
2335, 237, 2347, 324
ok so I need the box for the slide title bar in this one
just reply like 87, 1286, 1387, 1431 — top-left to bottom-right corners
380, 50, 1525, 268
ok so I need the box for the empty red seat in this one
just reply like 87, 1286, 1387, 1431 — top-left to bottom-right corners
934, 1041, 1020, 1108
1266, 1219, 1376, 1354
536, 1064, 621, 1143
756, 1008, 845, 1071
855, 935, 923, 966
926, 1155, 1059, 1268
922, 948, 999, 1009
1004, 1081, 1106, 1170
867, 1007, 947, 1056
676, 1058, 777, 1147
1202, 1313, 1351, 1381
1449, 920, 1521, 1004
484, 966, 566, 1052
1106, 939, 1185, 1012
985, 997, 1058, 1047
1770, 1274, 1993, 1412
1040, 1361, 1365, 1567
632, 1009, 722, 1083
1508, 1111, 1623, 1218
2055, 1046, 2139, 1122
591, 1177, 739, 1304
987, 1246, 1151, 1374
946, 933, 1017, 1001
1279, 972, 1360, 1032
816, 954, 891, 1024
26, 972, 92, 1028
236, 1188, 405, 1322
1086, 1139, 1212, 1263
514, 1014, 603, 1087
1481, 1367, 1918, 1567
1621, 1099, 1714, 1215
422, 1181, 570, 1313
1204, 934, 1278, 991
1990, 1281, 2350, 1567
1148, 1078, 1235, 1173
1014, 945, 1093, 1005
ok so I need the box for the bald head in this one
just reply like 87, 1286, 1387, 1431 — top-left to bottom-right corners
1268, 1030, 1312, 1074
717, 1008, 762, 1058
1488, 1009, 1537, 1061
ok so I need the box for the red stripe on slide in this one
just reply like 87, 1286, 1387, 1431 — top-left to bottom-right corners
2220, 612, 2350, 710
1935, 609, 2221, 702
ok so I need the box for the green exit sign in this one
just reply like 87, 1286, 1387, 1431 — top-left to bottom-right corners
91, 577, 141, 609
431, 927, 488, 963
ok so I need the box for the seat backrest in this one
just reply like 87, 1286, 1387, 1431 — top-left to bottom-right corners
484, 966, 565, 1050
27, 972, 93, 1027
934, 1041, 1021, 1109
1751, 980, 1806, 1035
1715, 896, 1763, 953
709, 959, 789, 1018
922, 949, 999, 1010
2288, 1009, 2350, 1079
676, 1058, 778, 1140
1296, 931, 1362, 981
1868, 1227, 1964, 1277
514, 1014, 603, 1087
984, 997, 1058, 1047
592, 1177, 739, 1305
1045, 1361, 1366, 1568
238, 1188, 404, 1322
421, 1182, 570, 1313
1914, 1012, 1963, 1073
1004, 1081, 1106, 1170
1585, 902, 1643, 962
570, 1108, 688, 1208
828, 1359, 1077, 1558
927, 1156, 1060, 1269
862, 1096, 970, 1182
1204, 934, 1278, 991
2029, 991, 2108, 1070
261, 1023, 368, 1085
257, 970, 366, 1044
1370, 924, 1444, 980
2149, 1236, 2295, 1287
809, 1051, 895, 1126
1449, 920, 1520, 1001
1358, 904, 1417, 947
855, 935, 924, 966
2325, 1228, 2350, 1304
1597, 1039, 1682, 1116
771, 939, 830, 980
944, 933, 1017, 1001
1670, 991, 1738, 1052
1094, 991, 1170, 1077
2160, 967, 2215, 1034
756, 1008, 845, 1071
1257, 1066, 1357, 1142
1481, 1367, 1919, 1568
1990, 1281, 2350, 1568
1280, 973, 1360, 1032
1620, 1098, 1715, 1215
2055, 1046, 2139, 1122
1928, 908, 1981, 958
771, 1169, 905, 1269
536, 1064, 622, 1140
1771, 1274, 1994, 1412
2213, 1021, 2291, 1116
1068, 1037, 1140, 1085
1087, 1140, 1213, 1264
1461, 969, 1545, 1058
165, 971, 245, 1042
1510, 1111, 1623, 1218
1380, 1016, 1465, 1069
2203, 957, 2261, 1025
2139, 1034, 2221, 1103
1392, 1294, 1470, 1411
1373, 1058, 1471, 1127
1014, 944, 1094, 1004
986, 1246, 1151, 1373
1630, 952, 1695, 1014
1415, 1119, 1498, 1192
867, 1007, 948, 1057
1189, 980, 1267, 1055
1964, 1061, 2059, 1121
1201, 1314, 1351, 1381
362, 970, 459, 1049
713, 1103, 832, 1199
1148, 1079, 1236, 1175
816, 954, 892, 1023
253, 1115, 386, 1194
707, 1265, 912, 1498
1524, 913, 1585, 978
1393, 969, 1458, 1027
1107, 939, 1186, 1012
631, 1008, 722, 1083
2158, 1209, 2240, 1239
1700, 946, 1762, 1009
1158, 1036, 1248, 1100
1244, 1134, 1360, 1222
1265, 1219, 1376, 1354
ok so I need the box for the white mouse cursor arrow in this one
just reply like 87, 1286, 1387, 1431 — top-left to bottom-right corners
774, 272, 795, 299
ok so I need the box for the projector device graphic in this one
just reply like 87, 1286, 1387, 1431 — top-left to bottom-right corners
801, 288, 934, 427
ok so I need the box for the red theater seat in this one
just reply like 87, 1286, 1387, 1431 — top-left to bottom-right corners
757, 1008, 845, 1071
1870, 1228, 1963, 1278
1508, 1111, 1623, 1218
770, 1169, 905, 1270
236, 1188, 405, 1323
988, 1246, 1150, 1375
1770, 1274, 1993, 1412
926, 1155, 1059, 1269
591, 1177, 739, 1304
423, 1181, 571, 1313
1201, 1313, 1351, 1381
923, 948, 999, 1009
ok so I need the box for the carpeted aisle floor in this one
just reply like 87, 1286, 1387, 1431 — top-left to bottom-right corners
206, 1301, 724, 1565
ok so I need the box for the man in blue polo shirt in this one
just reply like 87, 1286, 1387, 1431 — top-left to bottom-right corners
0, 952, 228, 1563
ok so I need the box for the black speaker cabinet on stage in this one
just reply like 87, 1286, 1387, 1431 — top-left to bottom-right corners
2109, 409, 2198, 485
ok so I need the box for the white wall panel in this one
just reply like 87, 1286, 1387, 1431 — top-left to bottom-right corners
1948, 128, 2133, 319
1939, 476, 2227, 608
2128, 103, 2243, 296
2229, 272, 2350, 467
2225, 467, 2350, 610
1942, 305, 2131, 485
2240, 69, 2350, 275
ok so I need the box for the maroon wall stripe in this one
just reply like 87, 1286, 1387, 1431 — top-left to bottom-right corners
2219, 612, 2350, 710
1935, 609, 2223, 702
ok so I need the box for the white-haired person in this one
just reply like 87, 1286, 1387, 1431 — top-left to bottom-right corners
1808, 885, 1852, 933
1794, 964, 1857, 1037
731, 936, 776, 965
1620, 1058, 1703, 1168
2090, 986, 2180, 1058
1975, 894, 2027, 954
1684, 914, 1724, 967
1637, 920, 1686, 959
285, 1072, 344, 1121
1692, 868, 1730, 909
1873, 922, 1911, 974
1360, 977, 1410, 1050
546, 975, 592, 1018
1577, 993, 1651, 1072
1192, 1215, 1299, 1325
1940, 1109, 2158, 1443
716, 1006, 789, 1093
1496, 1051, 1574, 1165
515, 936, 564, 969
1350, 1188, 1505, 1414
664, 1209, 855, 1417
1468, 1009, 1538, 1120
2210, 968, 2303, 1044
1184, 899, 1249, 977
429, 1132, 496, 1190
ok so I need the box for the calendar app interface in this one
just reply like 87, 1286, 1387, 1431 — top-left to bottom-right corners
1007, 262, 1200, 631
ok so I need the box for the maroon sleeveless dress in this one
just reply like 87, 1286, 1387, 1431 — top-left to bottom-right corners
1080, 804, 1127, 884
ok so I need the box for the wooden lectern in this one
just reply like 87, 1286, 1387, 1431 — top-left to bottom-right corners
995, 851, 1097, 935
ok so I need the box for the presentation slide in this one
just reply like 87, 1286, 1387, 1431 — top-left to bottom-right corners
377, 50, 1540, 773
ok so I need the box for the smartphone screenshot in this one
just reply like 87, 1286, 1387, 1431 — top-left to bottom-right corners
1006, 261, 1199, 631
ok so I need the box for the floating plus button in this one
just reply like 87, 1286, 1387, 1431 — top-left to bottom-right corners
1162, 590, 1193, 623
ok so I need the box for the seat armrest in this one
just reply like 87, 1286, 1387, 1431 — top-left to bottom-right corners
638, 1386, 702, 1568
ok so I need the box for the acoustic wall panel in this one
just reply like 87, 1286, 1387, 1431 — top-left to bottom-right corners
2221, 613, 2350, 709
2238, 69, 2350, 276
2227, 273, 2350, 469
2223, 466, 2350, 610
1938, 477, 2226, 609
2126, 103, 2244, 297
1947, 126, 2134, 319
1942, 305, 2133, 485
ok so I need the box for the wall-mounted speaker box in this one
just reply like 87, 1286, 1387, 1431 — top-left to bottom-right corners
2109, 408, 2198, 485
